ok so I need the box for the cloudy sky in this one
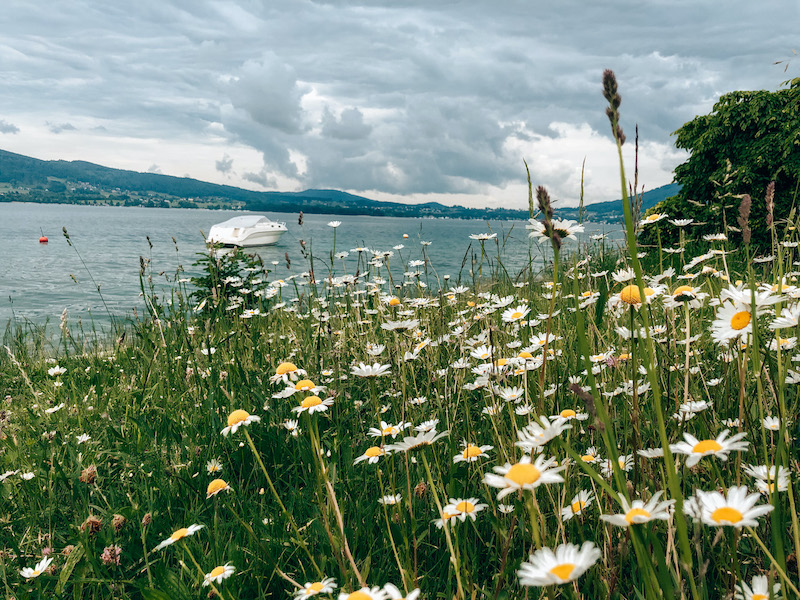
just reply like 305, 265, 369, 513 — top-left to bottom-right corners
0, 1, 796, 209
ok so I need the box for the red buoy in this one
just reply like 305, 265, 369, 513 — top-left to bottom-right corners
39, 236, 48, 243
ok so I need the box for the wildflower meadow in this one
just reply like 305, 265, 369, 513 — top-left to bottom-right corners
1, 72, 798, 599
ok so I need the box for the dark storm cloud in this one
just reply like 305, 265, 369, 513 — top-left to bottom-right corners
0, 120, 19, 134
321, 108, 371, 141
242, 168, 278, 189
215, 154, 234, 174
1, 0, 796, 203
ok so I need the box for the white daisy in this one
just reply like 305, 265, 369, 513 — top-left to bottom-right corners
744, 464, 791, 495
354, 446, 390, 465
600, 491, 675, 527
220, 410, 261, 436
386, 429, 449, 452
202, 563, 235, 587
154, 524, 205, 550
501, 305, 531, 323
734, 574, 781, 600
517, 541, 601, 586
292, 395, 335, 415
338, 587, 389, 600
561, 490, 594, 521
20, 556, 53, 579
351, 362, 392, 377
441, 497, 489, 523
669, 429, 749, 467
483, 454, 566, 500
383, 583, 420, 600
684, 486, 773, 528
295, 577, 338, 598
710, 301, 753, 344
514, 416, 572, 453
453, 442, 493, 463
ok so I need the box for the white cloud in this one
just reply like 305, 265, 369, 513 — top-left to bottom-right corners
0, 0, 793, 206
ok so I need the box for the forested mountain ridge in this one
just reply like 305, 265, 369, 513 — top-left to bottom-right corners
0, 148, 678, 220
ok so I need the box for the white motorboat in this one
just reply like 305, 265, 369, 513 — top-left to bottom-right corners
206, 215, 288, 247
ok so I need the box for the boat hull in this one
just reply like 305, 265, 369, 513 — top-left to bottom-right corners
208, 229, 286, 247
206, 216, 288, 247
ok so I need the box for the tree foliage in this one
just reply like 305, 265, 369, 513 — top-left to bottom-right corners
649, 79, 800, 249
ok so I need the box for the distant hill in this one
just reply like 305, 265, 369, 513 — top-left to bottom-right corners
0, 148, 679, 221
0, 149, 528, 220
556, 183, 681, 222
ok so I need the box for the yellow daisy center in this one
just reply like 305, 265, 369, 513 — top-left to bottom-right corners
455, 501, 475, 513
619, 285, 641, 305
571, 500, 586, 514
581, 454, 595, 462
625, 508, 651, 524
673, 285, 694, 297
170, 528, 189, 541
365, 446, 383, 457
730, 311, 751, 330
301, 396, 322, 408
382, 426, 395, 435
581, 290, 593, 298
309, 582, 325, 593
549, 563, 576, 581
560, 409, 577, 418
227, 410, 249, 427
505, 463, 541, 486
295, 379, 315, 390
389, 297, 400, 306
692, 440, 723, 453
752, 595, 768, 600
511, 311, 523, 319
711, 506, 744, 524
644, 287, 655, 296
495, 358, 508, 366
32, 569, 41, 576
518, 351, 533, 359
207, 479, 229, 496
467, 301, 475, 307
646, 214, 659, 222
276, 362, 297, 375
209, 566, 226, 578
347, 592, 372, 600
463, 445, 483, 459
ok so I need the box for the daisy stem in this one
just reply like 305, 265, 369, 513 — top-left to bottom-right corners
139, 521, 154, 588
745, 526, 800, 597
242, 428, 323, 578
609, 107, 700, 600
538, 246, 559, 410
377, 468, 411, 593
524, 494, 542, 549
183, 547, 229, 600
683, 302, 691, 406
421, 453, 466, 600
307, 415, 362, 586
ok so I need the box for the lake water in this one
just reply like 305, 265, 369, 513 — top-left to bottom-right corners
0, 202, 622, 329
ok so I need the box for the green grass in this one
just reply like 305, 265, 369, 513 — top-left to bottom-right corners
0, 213, 798, 599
